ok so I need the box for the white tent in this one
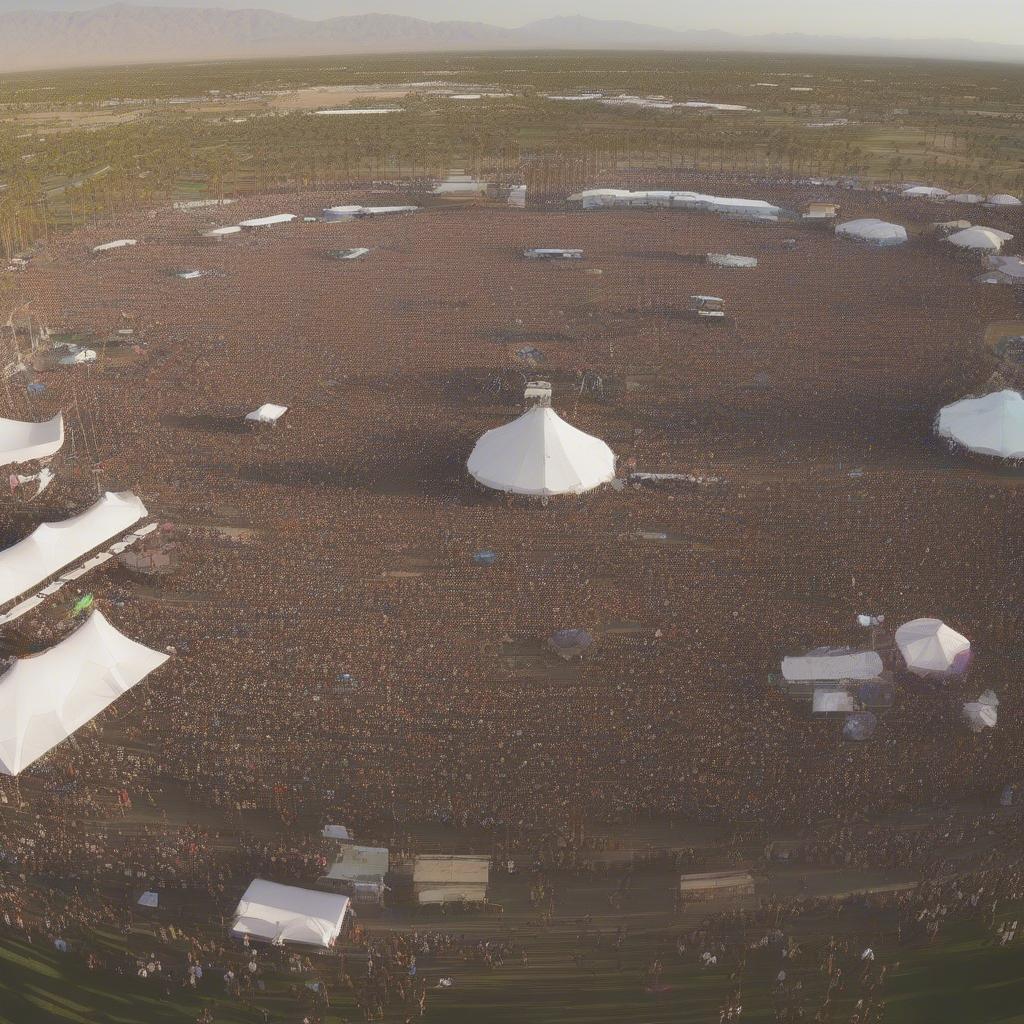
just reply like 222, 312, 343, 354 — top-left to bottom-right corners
963, 701, 997, 732
231, 880, 349, 948
92, 239, 137, 254
0, 611, 168, 775
812, 689, 857, 714
902, 186, 949, 198
935, 390, 1024, 459
985, 255, 1024, 281
895, 618, 971, 676
322, 824, 352, 840
568, 188, 780, 219
947, 193, 984, 204
835, 218, 908, 246
245, 404, 288, 424
202, 226, 242, 238
0, 414, 63, 468
707, 253, 758, 268
945, 226, 1013, 251
986, 194, 1022, 207
467, 406, 615, 496
238, 214, 296, 228
782, 649, 883, 682
323, 844, 389, 883
0, 491, 147, 608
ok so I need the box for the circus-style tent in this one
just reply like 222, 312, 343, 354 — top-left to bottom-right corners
895, 618, 971, 677
0, 413, 64, 468
0, 611, 168, 775
935, 390, 1024, 459
0, 491, 147, 607
467, 406, 615, 496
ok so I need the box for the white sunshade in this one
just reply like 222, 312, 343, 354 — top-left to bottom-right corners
963, 701, 997, 731
895, 618, 971, 676
946, 226, 1013, 251
936, 390, 1024, 459
231, 879, 349, 948
986, 194, 1022, 206
0, 611, 168, 776
245, 403, 288, 424
467, 406, 615, 496
902, 186, 949, 198
782, 650, 883, 682
0, 491, 147, 608
0, 413, 63, 468
238, 214, 296, 228
91, 239, 137, 253
835, 218, 908, 246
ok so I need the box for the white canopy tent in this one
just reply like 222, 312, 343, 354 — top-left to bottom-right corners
245, 404, 288, 424
202, 226, 242, 238
467, 406, 615, 496
92, 239, 137, 254
0, 491, 147, 608
231, 880, 349, 948
0, 413, 63, 468
963, 701, 997, 732
0, 611, 168, 776
835, 219, 908, 246
895, 618, 971, 677
947, 193, 984, 204
238, 214, 296, 228
935, 390, 1024, 459
945, 226, 1013, 251
782, 649, 883, 682
812, 689, 857, 714
986, 194, 1022, 207
902, 186, 949, 198
568, 188, 781, 219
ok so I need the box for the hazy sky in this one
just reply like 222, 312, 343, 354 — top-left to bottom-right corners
3, 0, 1023, 45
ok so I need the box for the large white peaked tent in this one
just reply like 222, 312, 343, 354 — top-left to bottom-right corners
945, 226, 1013, 251
835, 219, 908, 246
0, 413, 64, 468
935, 390, 1024, 459
895, 618, 971, 677
467, 406, 615, 496
902, 186, 949, 198
0, 611, 168, 775
0, 491, 147, 607
231, 880, 349, 947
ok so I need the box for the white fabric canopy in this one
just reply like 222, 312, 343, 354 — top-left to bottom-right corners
936, 390, 1024, 459
245, 404, 288, 424
467, 406, 615, 496
324, 844, 390, 882
0, 413, 63, 467
92, 239, 136, 253
0, 611, 168, 775
835, 219, 908, 246
946, 226, 1013, 251
231, 880, 349, 948
895, 618, 971, 676
963, 701, 997, 732
0, 491, 147, 608
986, 194, 1022, 206
238, 214, 296, 228
568, 188, 780, 218
902, 186, 949, 198
812, 689, 857, 713
782, 650, 883, 682
322, 824, 352, 840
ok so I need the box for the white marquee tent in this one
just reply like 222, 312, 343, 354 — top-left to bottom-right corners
231, 879, 349, 948
467, 406, 615, 496
902, 186, 949, 198
0, 491, 147, 608
963, 700, 997, 732
945, 226, 1014, 251
0, 413, 64, 468
0, 611, 168, 775
986, 194, 1022, 207
568, 188, 781, 219
935, 389, 1024, 459
238, 214, 296, 228
782, 649, 883, 682
895, 618, 971, 677
835, 219, 908, 247
245, 404, 289, 424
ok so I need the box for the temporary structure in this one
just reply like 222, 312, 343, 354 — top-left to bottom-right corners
986, 194, 1022, 207
245, 404, 288, 425
320, 844, 390, 902
678, 871, 755, 901
467, 406, 615, 496
231, 879, 349, 948
91, 239, 137, 253
0, 491, 147, 608
945, 226, 1013, 251
947, 193, 984, 204
0, 413, 63, 468
782, 649, 883, 682
707, 254, 758, 268
963, 690, 998, 731
0, 611, 168, 775
835, 219, 908, 246
238, 214, 296, 228
568, 188, 781, 219
895, 618, 971, 676
812, 689, 857, 713
901, 186, 949, 198
935, 390, 1024, 459
523, 248, 584, 259
412, 855, 489, 905
202, 226, 242, 239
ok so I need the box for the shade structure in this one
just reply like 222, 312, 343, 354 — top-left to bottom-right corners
91, 239, 137, 253
782, 649, 882, 682
0, 611, 168, 775
467, 406, 615, 496
238, 214, 296, 228
0, 413, 63, 468
231, 879, 349, 948
902, 186, 949, 198
895, 618, 971, 677
245, 403, 288, 424
835, 218, 908, 246
0, 491, 147, 608
945, 226, 1013, 251
947, 193, 983, 204
935, 390, 1024, 459
963, 701, 997, 732
986, 194, 1022, 207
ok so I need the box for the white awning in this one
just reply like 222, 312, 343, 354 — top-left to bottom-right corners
0, 413, 63, 467
0, 491, 147, 608
467, 406, 615, 496
231, 880, 349, 948
0, 611, 168, 775
936, 390, 1024, 459
245, 404, 288, 424
782, 650, 883, 681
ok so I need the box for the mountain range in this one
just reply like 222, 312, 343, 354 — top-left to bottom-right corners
1, 4, 1022, 72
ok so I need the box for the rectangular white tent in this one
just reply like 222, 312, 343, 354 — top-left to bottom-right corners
245, 404, 288, 424
0, 413, 64, 467
0, 491, 147, 608
782, 649, 883, 682
812, 689, 857, 714
0, 611, 168, 775
322, 844, 390, 884
231, 880, 349, 948
238, 214, 296, 228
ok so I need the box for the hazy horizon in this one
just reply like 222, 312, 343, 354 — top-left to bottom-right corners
2, 0, 1022, 48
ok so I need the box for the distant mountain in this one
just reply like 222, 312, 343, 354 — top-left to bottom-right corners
0, 3, 1022, 72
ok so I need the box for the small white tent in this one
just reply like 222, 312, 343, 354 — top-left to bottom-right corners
0, 611, 168, 775
231, 880, 349, 948
835, 219, 908, 247
0, 413, 64, 468
238, 214, 296, 228
935, 390, 1024, 459
92, 239, 137, 254
902, 186, 949, 198
245, 404, 288, 424
895, 618, 971, 677
945, 226, 1013, 251
467, 406, 615, 496
985, 194, 1022, 207
963, 701, 997, 732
